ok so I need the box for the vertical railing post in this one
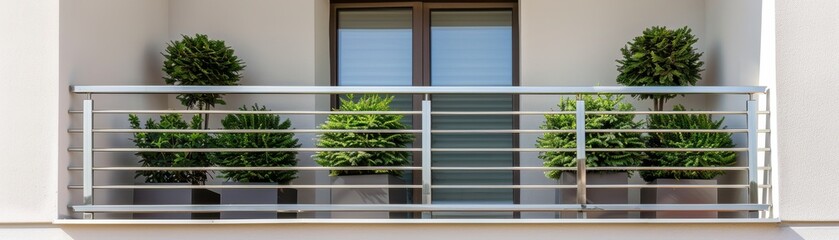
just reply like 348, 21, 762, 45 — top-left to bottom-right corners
421, 94, 432, 219
747, 94, 759, 218
575, 95, 587, 219
82, 97, 94, 219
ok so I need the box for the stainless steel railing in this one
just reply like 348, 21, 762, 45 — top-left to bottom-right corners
67, 85, 773, 221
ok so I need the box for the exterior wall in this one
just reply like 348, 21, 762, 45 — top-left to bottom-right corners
0, 0, 59, 223
2, 0, 839, 239
58, 0, 171, 219
775, 0, 839, 221
518, 0, 709, 218
704, 0, 763, 215
166, 0, 332, 217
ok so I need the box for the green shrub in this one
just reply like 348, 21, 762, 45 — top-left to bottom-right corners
129, 114, 213, 185
616, 26, 704, 111
537, 94, 646, 179
214, 104, 300, 184
641, 105, 737, 182
163, 34, 245, 128
314, 94, 414, 176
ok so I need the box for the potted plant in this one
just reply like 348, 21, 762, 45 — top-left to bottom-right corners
616, 26, 704, 111
537, 94, 646, 218
214, 104, 301, 219
129, 113, 219, 219
163, 34, 245, 129
640, 105, 736, 218
313, 94, 414, 218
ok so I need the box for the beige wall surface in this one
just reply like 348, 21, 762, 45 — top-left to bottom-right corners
3, 0, 839, 239
518, 0, 710, 218
59, 0, 171, 219
167, 0, 331, 216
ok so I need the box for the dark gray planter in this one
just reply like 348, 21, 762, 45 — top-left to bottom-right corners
641, 179, 718, 218
557, 172, 628, 218
330, 174, 407, 219
133, 184, 220, 219
220, 182, 298, 219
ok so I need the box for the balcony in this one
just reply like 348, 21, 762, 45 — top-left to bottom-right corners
65, 85, 775, 223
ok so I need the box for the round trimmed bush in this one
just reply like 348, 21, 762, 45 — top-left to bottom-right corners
616, 26, 704, 111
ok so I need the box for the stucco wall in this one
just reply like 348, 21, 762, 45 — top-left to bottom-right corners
0, 0, 59, 223
518, 0, 710, 218
775, 0, 839, 221
3, 0, 839, 239
58, 0, 171, 219
167, 0, 332, 217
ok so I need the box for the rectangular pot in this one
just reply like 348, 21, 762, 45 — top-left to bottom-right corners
220, 182, 298, 219
641, 179, 718, 218
133, 184, 220, 219
557, 172, 628, 218
330, 174, 407, 219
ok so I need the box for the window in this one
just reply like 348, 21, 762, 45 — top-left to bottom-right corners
331, 1, 519, 218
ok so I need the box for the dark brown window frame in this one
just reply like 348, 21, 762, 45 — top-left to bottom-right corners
330, 1, 520, 217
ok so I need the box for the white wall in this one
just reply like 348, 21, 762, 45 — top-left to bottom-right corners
0, 0, 59, 223
5, 0, 839, 238
776, 0, 839, 221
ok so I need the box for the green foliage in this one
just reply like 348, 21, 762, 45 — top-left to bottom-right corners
129, 114, 213, 185
314, 94, 414, 176
214, 104, 301, 184
616, 26, 704, 110
162, 34, 245, 111
537, 95, 646, 179
641, 105, 737, 182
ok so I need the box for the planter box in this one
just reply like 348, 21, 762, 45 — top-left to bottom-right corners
220, 182, 298, 219
330, 174, 407, 219
133, 184, 220, 219
641, 179, 718, 218
557, 172, 628, 218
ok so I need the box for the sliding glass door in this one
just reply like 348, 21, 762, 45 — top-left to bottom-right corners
332, 2, 518, 218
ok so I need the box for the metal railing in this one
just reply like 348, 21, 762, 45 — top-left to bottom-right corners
67, 85, 774, 222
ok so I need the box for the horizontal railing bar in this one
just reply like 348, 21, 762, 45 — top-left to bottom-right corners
68, 185, 421, 189
431, 148, 752, 152
68, 110, 420, 115
71, 204, 770, 213
66, 128, 771, 134
68, 147, 770, 153
430, 185, 752, 189
68, 184, 772, 190
68, 166, 421, 171
70, 85, 768, 95
67, 166, 770, 171
67, 128, 770, 134
68, 148, 421, 152
68, 110, 773, 115
68, 129, 421, 134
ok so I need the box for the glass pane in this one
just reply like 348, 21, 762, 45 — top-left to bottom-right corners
430, 10, 515, 218
430, 11, 513, 86
338, 9, 413, 86
336, 9, 415, 208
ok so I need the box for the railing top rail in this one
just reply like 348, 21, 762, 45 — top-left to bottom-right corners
71, 85, 768, 95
